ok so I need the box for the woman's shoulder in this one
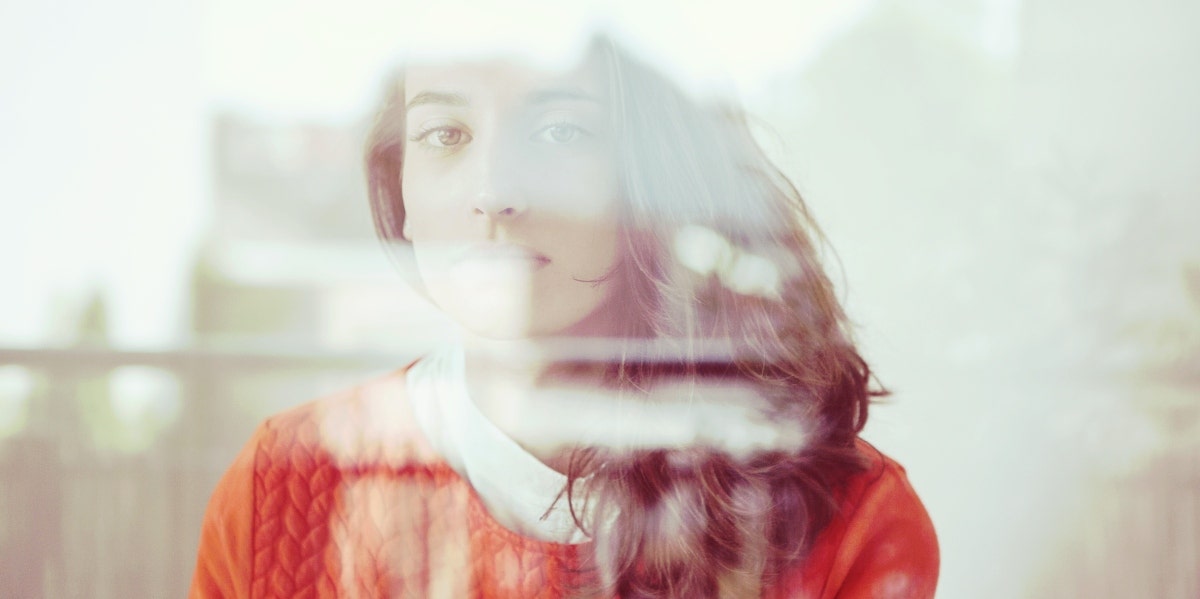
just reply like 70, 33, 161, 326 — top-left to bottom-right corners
802, 440, 940, 598
848, 441, 938, 548
249, 364, 444, 473
189, 364, 457, 598
846, 439, 924, 505
768, 440, 939, 598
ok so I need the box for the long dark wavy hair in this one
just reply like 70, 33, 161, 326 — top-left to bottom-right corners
366, 36, 883, 599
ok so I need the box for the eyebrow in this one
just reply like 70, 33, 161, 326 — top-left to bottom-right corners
405, 91, 469, 110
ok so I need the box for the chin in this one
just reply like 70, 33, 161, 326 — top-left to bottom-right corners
462, 321, 537, 341
454, 308, 600, 342
450, 304, 542, 340
431, 284, 618, 342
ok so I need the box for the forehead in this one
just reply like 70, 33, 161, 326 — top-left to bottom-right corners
403, 58, 605, 107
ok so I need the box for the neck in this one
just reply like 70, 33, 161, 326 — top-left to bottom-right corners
460, 333, 616, 473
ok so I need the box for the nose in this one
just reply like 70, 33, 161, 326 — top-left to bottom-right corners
472, 193, 525, 219
469, 136, 528, 220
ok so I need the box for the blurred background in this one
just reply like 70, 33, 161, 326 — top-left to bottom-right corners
1, 0, 1197, 597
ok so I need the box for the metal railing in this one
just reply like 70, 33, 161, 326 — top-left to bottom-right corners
0, 344, 413, 599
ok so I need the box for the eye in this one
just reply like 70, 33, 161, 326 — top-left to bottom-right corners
410, 125, 472, 149
533, 122, 587, 144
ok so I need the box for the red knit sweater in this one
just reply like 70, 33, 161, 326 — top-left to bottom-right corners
190, 370, 939, 598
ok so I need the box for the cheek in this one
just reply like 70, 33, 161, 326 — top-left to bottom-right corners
401, 163, 459, 240
555, 220, 622, 280
529, 155, 621, 225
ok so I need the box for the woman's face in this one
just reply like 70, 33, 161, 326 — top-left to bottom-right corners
401, 59, 623, 340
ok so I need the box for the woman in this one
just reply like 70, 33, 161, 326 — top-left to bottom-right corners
191, 36, 938, 598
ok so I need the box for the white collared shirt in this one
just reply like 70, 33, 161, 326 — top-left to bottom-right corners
406, 345, 590, 544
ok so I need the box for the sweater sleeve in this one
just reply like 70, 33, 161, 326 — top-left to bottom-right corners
189, 426, 261, 599
824, 457, 940, 599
